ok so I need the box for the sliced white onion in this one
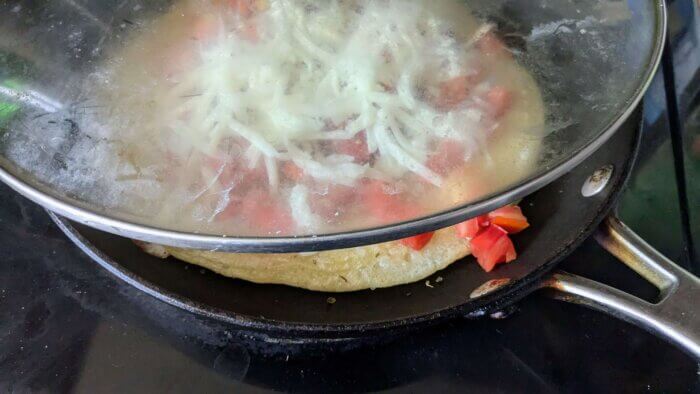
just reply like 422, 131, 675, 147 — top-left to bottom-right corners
226, 116, 279, 158
373, 112, 442, 186
286, 143, 367, 186
245, 146, 262, 169
209, 186, 234, 222
265, 156, 279, 190
289, 184, 322, 231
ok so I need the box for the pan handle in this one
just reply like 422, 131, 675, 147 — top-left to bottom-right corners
542, 216, 700, 359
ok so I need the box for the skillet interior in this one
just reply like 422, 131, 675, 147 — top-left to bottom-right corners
49, 107, 643, 339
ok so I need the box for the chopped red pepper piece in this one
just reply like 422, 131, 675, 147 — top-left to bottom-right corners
470, 224, 516, 272
400, 232, 435, 251
488, 205, 529, 234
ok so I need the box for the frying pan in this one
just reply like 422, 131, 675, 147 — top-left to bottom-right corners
2, 0, 698, 357
48, 107, 700, 358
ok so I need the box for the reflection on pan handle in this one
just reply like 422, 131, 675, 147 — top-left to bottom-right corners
542, 216, 700, 359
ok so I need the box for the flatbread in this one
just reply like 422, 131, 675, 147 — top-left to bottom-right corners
139, 227, 471, 292
129, 1, 546, 292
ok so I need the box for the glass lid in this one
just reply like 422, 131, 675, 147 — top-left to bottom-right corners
0, 0, 665, 251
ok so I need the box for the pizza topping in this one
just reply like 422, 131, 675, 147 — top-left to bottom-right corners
488, 205, 529, 233
455, 204, 529, 272
469, 223, 516, 272
400, 232, 435, 251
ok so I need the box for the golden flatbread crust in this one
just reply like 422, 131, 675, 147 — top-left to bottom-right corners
139, 227, 471, 292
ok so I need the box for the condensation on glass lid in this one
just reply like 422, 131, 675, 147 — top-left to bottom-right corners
1, 0, 548, 236
0, 0, 653, 238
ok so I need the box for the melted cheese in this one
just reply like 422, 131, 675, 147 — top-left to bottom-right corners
163, 0, 489, 188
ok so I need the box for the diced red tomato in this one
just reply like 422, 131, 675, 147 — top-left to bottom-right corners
484, 86, 513, 119
476, 33, 510, 57
435, 74, 481, 110
470, 224, 516, 272
228, 0, 255, 17
383, 202, 420, 223
281, 161, 304, 182
241, 163, 267, 185
204, 156, 266, 188
332, 131, 371, 164
192, 14, 220, 42
203, 156, 222, 172
455, 215, 490, 239
217, 194, 242, 221
326, 184, 356, 205
226, 0, 269, 17
455, 219, 480, 239
204, 157, 237, 186
211, 0, 261, 41
427, 139, 465, 175
469, 223, 507, 251
311, 184, 356, 219
479, 233, 517, 272
239, 188, 293, 234
400, 232, 435, 251
362, 181, 393, 219
362, 180, 420, 223
488, 205, 529, 234
457, 204, 528, 272
455, 205, 529, 239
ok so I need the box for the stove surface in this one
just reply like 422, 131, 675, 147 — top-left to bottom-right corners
0, 181, 697, 393
2, 1, 700, 392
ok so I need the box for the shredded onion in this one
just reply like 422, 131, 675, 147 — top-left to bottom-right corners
289, 184, 321, 231
161, 0, 494, 191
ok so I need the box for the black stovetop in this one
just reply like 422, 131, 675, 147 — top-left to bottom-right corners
2, 1, 700, 392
